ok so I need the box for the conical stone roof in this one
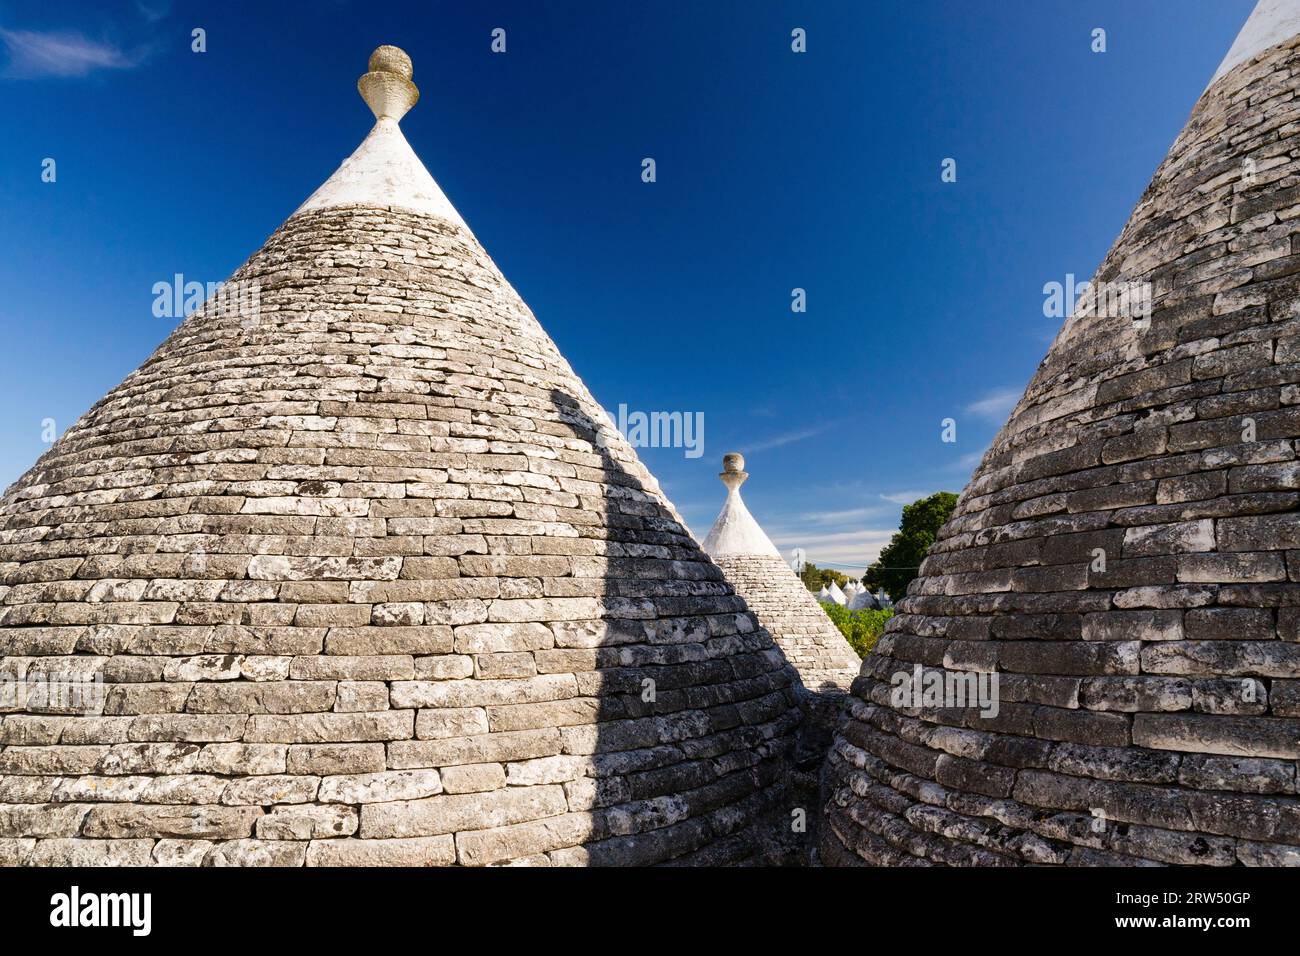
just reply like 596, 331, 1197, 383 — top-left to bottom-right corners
701, 454, 859, 696
823, 2, 1300, 867
0, 47, 802, 867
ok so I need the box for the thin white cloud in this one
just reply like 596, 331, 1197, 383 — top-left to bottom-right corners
964, 387, 1020, 423
799, 506, 887, 524
743, 423, 831, 453
879, 490, 928, 505
767, 527, 895, 575
946, 448, 988, 473
1, 29, 148, 79
135, 1, 173, 23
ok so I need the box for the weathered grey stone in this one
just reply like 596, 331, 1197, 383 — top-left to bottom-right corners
334, 680, 390, 712
28, 839, 154, 867
318, 770, 441, 804
455, 812, 595, 866
243, 711, 412, 743
195, 743, 287, 775
256, 805, 358, 840
285, 743, 386, 775
361, 786, 568, 838
204, 839, 308, 867
1134, 714, 1300, 758
304, 835, 455, 866
82, 804, 260, 839
505, 755, 589, 786
0, 804, 90, 838
1179, 753, 1295, 794
413, 707, 490, 740
440, 763, 507, 794
152, 839, 213, 866
221, 775, 320, 805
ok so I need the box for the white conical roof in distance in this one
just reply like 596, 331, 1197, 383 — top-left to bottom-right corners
847, 589, 876, 611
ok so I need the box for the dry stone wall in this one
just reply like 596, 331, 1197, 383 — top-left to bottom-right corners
714, 555, 860, 695
0, 203, 803, 866
823, 35, 1300, 867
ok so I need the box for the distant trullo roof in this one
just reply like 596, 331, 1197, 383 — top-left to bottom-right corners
0, 47, 803, 868
846, 589, 878, 612
822, 0, 1300, 867
701, 454, 859, 695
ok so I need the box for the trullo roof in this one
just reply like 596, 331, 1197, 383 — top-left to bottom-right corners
822, 0, 1300, 867
0, 46, 802, 868
701, 454, 860, 695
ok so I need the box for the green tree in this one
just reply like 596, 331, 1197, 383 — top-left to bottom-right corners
799, 561, 850, 592
821, 602, 893, 658
861, 491, 958, 601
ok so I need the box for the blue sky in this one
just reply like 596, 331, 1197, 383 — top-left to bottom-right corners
0, 0, 1255, 573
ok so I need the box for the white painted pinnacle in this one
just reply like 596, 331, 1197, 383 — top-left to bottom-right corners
700, 453, 783, 559
1211, 0, 1300, 86
293, 45, 469, 228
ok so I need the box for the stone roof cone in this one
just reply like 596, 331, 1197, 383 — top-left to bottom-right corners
701, 454, 860, 696
823, 0, 1300, 867
0, 47, 803, 867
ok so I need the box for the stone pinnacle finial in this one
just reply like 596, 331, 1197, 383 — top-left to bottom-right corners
358, 45, 419, 123
720, 452, 748, 492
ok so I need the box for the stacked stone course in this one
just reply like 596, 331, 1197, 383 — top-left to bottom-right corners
822, 29, 1300, 867
713, 555, 861, 695
699, 454, 860, 698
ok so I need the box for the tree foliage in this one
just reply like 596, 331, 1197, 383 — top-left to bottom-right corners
822, 602, 893, 658
861, 491, 958, 601
799, 561, 850, 592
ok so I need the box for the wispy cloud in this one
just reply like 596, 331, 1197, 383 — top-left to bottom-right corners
767, 526, 895, 575
0, 29, 149, 79
743, 423, 831, 454
879, 490, 928, 505
964, 387, 1020, 423
798, 506, 887, 524
947, 448, 988, 473
135, 1, 173, 23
